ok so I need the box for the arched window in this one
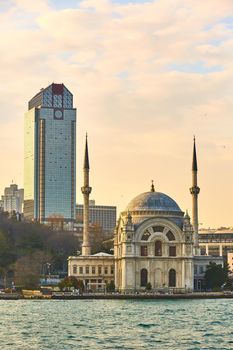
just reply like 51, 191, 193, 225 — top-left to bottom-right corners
141, 230, 151, 241
166, 230, 175, 241
155, 241, 162, 256
152, 226, 164, 233
140, 268, 148, 287
169, 269, 176, 287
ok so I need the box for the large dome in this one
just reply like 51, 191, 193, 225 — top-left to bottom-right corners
126, 191, 181, 212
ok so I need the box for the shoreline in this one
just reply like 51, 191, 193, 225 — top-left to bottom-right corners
1, 292, 233, 300
51, 292, 233, 300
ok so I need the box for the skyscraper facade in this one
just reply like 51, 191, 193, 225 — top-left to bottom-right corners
24, 83, 76, 224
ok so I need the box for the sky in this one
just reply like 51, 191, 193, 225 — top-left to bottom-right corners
0, 0, 233, 228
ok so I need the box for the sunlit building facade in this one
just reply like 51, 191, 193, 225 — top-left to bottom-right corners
24, 83, 76, 224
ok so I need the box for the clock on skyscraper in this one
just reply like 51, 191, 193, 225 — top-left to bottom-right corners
54, 108, 63, 120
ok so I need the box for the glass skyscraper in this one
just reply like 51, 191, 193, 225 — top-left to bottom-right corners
24, 83, 76, 224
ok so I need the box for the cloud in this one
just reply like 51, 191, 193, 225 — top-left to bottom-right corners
0, 0, 233, 226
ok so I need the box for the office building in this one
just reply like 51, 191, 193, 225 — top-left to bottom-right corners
24, 83, 76, 225
76, 200, 116, 237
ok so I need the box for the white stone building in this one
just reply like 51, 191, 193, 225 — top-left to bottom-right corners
68, 252, 115, 290
114, 185, 194, 291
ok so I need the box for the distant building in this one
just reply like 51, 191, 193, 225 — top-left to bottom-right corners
24, 83, 76, 227
76, 200, 116, 237
227, 252, 233, 271
193, 255, 223, 290
68, 253, 115, 290
199, 228, 233, 257
1, 184, 24, 214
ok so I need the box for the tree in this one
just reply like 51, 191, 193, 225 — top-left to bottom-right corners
205, 262, 230, 290
58, 276, 84, 291
106, 281, 115, 292
0, 213, 80, 277
14, 251, 52, 289
146, 282, 152, 291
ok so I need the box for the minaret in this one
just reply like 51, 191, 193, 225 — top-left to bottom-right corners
81, 134, 92, 256
189, 137, 200, 255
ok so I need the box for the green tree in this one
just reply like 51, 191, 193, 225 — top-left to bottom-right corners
106, 280, 115, 292
146, 282, 152, 291
58, 276, 84, 291
205, 262, 230, 290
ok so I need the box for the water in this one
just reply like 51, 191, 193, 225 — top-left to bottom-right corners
0, 299, 233, 349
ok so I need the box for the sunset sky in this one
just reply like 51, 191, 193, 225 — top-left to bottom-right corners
0, 0, 233, 227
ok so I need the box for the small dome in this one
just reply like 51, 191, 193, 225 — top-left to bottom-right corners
126, 191, 181, 212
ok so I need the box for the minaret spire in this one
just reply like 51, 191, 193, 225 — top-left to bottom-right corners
190, 136, 200, 255
84, 133, 90, 169
81, 134, 92, 256
192, 136, 198, 171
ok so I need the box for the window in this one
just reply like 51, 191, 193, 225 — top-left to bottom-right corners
111, 265, 114, 274
73, 265, 77, 274
199, 266, 204, 274
92, 266, 96, 274
155, 241, 162, 256
169, 269, 176, 287
79, 266, 83, 274
141, 245, 148, 256
98, 266, 102, 275
140, 269, 148, 287
86, 266, 89, 274
104, 267, 108, 275
141, 230, 151, 241
194, 265, 197, 274
153, 226, 164, 233
169, 246, 176, 256
166, 230, 175, 241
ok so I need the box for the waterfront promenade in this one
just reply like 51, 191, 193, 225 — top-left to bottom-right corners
1, 291, 233, 300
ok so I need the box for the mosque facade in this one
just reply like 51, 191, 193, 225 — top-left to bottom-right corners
114, 186, 194, 290
68, 137, 223, 292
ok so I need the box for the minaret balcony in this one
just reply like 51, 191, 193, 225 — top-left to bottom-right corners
81, 186, 92, 195
189, 186, 200, 195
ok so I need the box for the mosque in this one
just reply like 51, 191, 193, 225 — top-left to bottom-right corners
68, 137, 222, 291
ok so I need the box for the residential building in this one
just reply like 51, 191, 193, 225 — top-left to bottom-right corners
1, 183, 24, 213
24, 83, 76, 227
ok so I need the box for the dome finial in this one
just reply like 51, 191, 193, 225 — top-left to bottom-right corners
151, 180, 155, 192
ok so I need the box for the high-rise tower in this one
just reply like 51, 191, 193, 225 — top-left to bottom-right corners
189, 137, 200, 254
24, 83, 76, 225
81, 135, 92, 255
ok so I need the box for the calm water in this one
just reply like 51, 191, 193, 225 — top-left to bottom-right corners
0, 299, 233, 349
